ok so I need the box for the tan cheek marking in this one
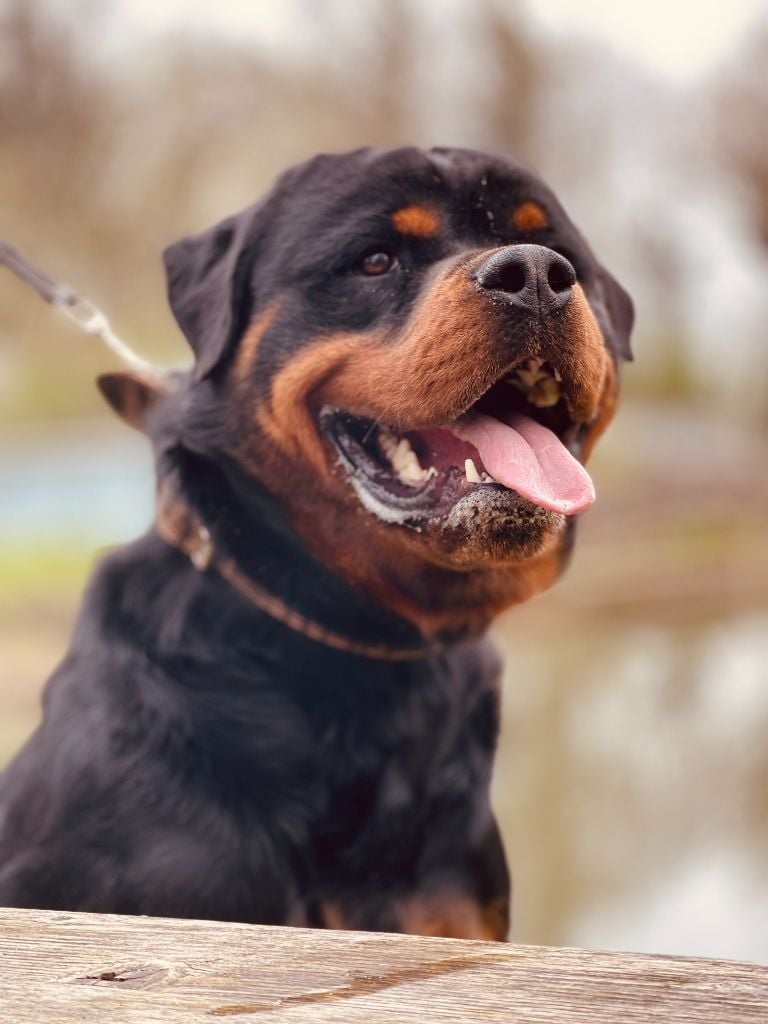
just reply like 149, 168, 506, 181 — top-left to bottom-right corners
259, 264, 609, 478
259, 267, 500, 472
553, 284, 608, 423
325, 270, 500, 425
230, 303, 280, 384
541, 284, 618, 461
257, 334, 361, 476
511, 201, 549, 232
392, 205, 440, 237
579, 354, 618, 463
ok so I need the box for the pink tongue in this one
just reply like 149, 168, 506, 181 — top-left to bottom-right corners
451, 412, 595, 515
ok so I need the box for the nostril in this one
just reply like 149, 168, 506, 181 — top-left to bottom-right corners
493, 262, 527, 294
547, 258, 576, 294
477, 253, 529, 294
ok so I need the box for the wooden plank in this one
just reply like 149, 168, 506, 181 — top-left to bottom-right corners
0, 908, 765, 1023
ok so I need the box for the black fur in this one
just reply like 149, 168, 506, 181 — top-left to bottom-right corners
0, 146, 632, 934
0, 521, 505, 926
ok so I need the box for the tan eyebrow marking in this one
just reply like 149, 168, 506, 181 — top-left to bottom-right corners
511, 201, 549, 232
391, 205, 440, 237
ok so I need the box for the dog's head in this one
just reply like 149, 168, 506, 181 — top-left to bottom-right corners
101, 147, 633, 634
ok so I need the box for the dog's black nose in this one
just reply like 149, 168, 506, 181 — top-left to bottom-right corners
475, 244, 576, 313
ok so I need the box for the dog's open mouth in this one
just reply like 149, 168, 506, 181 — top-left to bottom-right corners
321, 358, 596, 528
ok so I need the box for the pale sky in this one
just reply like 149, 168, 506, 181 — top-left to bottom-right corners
532, 0, 765, 80
110, 0, 766, 83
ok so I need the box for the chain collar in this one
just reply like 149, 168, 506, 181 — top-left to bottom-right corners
154, 484, 443, 663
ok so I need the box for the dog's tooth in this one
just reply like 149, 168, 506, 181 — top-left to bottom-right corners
481, 471, 497, 484
398, 454, 420, 478
528, 377, 562, 408
465, 458, 482, 484
520, 358, 546, 375
387, 436, 434, 486
512, 359, 546, 388
378, 425, 399, 458
509, 358, 562, 408
377, 428, 437, 486
399, 464, 434, 485
393, 439, 418, 476
513, 369, 539, 388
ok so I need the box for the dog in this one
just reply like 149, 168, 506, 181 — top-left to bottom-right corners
0, 147, 632, 938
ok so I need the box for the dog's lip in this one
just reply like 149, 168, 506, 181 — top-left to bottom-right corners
320, 393, 594, 527
446, 356, 588, 457
317, 353, 601, 525
456, 353, 598, 429
321, 408, 488, 523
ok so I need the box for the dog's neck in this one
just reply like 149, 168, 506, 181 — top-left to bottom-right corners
154, 446, 458, 661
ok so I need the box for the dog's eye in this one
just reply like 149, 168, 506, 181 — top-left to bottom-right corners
360, 251, 398, 276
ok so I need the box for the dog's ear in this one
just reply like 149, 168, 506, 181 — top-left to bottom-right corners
97, 371, 168, 432
598, 269, 635, 362
163, 205, 263, 379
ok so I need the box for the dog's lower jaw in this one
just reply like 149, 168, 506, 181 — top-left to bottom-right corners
166, 437, 573, 643
287, 501, 575, 639
365, 541, 570, 638
429, 489, 564, 567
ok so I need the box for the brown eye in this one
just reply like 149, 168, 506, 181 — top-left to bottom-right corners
360, 251, 397, 276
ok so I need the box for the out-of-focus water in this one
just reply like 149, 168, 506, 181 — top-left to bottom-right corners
0, 419, 153, 545
1, 417, 767, 963
493, 612, 768, 962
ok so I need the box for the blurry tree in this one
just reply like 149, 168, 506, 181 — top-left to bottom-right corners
713, 23, 768, 423
631, 223, 695, 400
299, 0, 416, 145
715, 24, 768, 249
0, 0, 739, 420
1, 0, 397, 408
474, 0, 547, 167
0, 0, 123, 415
0, 0, 115, 247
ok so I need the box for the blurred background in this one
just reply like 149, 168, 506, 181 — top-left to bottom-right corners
1, 0, 767, 962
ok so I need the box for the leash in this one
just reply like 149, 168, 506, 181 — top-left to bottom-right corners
3, 238, 441, 662
155, 484, 443, 663
0, 238, 159, 377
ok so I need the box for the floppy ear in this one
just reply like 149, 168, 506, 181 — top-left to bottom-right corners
163, 204, 263, 379
598, 269, 635, 362
97, 371, 168, 432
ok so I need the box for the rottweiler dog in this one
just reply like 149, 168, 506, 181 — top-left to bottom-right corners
0, 147, 632, 939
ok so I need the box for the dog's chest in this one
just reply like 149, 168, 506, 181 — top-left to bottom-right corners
300, 661, 499, 873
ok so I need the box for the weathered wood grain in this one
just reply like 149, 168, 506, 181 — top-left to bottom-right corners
0, 908, 765, 1023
